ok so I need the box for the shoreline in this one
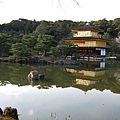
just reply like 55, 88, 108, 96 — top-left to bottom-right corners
0, 56, 83, 66
0, 55, 119, 65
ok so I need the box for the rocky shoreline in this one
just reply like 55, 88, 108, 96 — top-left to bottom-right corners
0, 56, 83, 66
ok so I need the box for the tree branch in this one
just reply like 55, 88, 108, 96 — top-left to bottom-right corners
73, 0, 80, 6
58, 0, 80, 7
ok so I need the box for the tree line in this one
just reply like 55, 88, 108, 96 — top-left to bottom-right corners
0, 18, 120, 62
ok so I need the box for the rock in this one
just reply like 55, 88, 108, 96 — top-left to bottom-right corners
3, 107, 19, 120
28, 70, 45, 80
28, 70, 39, 80
0, 107, 3, 115
38, 74, 45, 79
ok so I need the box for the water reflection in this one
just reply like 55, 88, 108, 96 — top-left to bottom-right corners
66, 62, 106, 85
65, 61, 120, 94
0, 61, 120, 120
66, 62, 106, 86
0, 61, 120, 93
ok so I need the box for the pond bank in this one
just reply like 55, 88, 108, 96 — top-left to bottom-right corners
0, 56, 83, 66
0, 55, 119, 65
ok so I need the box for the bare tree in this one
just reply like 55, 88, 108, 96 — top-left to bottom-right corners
72, 0, 79, 6
57, 0, 80, 8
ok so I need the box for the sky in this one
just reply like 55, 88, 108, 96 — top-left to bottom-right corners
0, 0, 120, 24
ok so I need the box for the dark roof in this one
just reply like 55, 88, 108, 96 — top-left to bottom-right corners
63, 37, 109, 41
72, 23, 103, 32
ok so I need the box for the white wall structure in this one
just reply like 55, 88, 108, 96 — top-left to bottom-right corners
96, 48, 106, 56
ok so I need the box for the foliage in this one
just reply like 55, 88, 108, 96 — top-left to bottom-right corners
0, 18, 120, 61
10, 43, 31, 61
0, 33, 12, 57
34, 35, 57, 55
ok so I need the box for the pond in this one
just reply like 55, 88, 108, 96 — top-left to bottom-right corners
0, 61, 120, 120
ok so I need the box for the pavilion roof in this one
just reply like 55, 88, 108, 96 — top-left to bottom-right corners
63, 37, 110, 41
72, 23, 103, 32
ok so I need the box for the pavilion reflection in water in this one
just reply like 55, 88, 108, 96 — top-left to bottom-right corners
66, 61, 106, 86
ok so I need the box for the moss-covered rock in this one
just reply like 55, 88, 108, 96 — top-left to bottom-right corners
0, 115, 15, 120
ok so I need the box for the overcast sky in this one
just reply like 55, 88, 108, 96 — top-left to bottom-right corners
0, 0, 120, 24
